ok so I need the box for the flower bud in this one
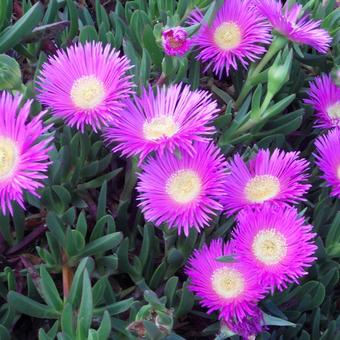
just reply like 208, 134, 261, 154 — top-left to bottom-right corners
162, 27, 190, 57
267, 50, 293, 96
0, 54, 22, 90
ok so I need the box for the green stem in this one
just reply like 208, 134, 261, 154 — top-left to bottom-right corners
235, 35, 287, 108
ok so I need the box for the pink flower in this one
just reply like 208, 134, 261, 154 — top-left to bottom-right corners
162, 27, 190, 56
37, 42, 133, 132
314, 128, 340, 198
185, 239, 266, 322
0, 92, 52, 215
221, 149, 310, 216
253, 0, 331, 53
105, 83, 218, 161
305, 74, 340, 129
137, 142, 228, 236
194, 0, 271, 77
233, 205, 317, 292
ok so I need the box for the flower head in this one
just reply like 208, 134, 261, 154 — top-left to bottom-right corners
105, 84, 218, 161
185, 239, 266, 322
314, 128, 340, 198
194, 0, 271, 77
233, 205, 317, 292
254, 0, 331, 53
162, 27, 190, 56
305, 74, 340, 129
37, 42, 133, 132
137, 142, 228, 235
221, 149, 310, 216
0, 92, 52, 215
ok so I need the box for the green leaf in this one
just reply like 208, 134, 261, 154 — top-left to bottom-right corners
76, 210, 88, 237
142, 25, 162, 70
79, 25, 98, 43
78, 232, 123, 257
0, 2, 44, 53
68, 257, 94, 307
216, 255, 236, 263
93, 298, 134, 316
65, 229, 86, 258
78, 168, 122, 190
263, 313, 296, 327
139, 48, 151, 88
46, 212, 65, 244
175, 281, 194, 318
66, 0, 79, 41
96, 181, 107, 220
97, 311, 111, 339
164, 276, 178, 308
77, 269, 93, 339
40, 266, 63, 312
61, 303, 74, 338
7, 291, 60, 319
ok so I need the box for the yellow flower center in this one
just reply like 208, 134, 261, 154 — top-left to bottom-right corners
328, 102, 340, 119
252, 229, 287, 265
213, 22, 241, 50
166, 169, 201, 204
0, 136, 18, 180
143, 115, 178, 140
70, 75, 105, 109
245, 175, 280, 203
211, 267, 245, 299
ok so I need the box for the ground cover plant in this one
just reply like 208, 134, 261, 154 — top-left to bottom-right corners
0, 0, 339, 339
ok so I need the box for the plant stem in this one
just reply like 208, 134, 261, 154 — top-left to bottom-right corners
62, 253, 74, 300
235, 36, 287, 108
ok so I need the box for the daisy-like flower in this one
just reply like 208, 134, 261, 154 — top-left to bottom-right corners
221, 149, 310, 216
0, 92, 52, 215
253, 0, 331, 53
305, 74, 340, 129
105, 84, 218, 161
314, 128, 340, 198
162, 27, 190, 56
233, 205, 317, 292
185, 239, 266, 322
137, 142, 228, 235
194, 0, 271, 77
37, 42, 133, 132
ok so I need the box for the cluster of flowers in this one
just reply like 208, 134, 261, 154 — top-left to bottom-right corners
162, 0, 331, 76
0, 0, 337, 337
185, 150, 317, 337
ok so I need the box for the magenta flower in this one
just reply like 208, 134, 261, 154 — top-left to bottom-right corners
233, 205, 317, 292
305, 74, 340, 129
314, 129, 340, 198
221, 149, 310, 216
185, 239, 266, 322
254, 0, 331, 53
105, 84, 218, 161
0, 92, 52, 215
224, 306, 265, 338
137, 142, 228, 236
194, 0, 271, 77
162, 27, 190, 56
37, 42, 133, 132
